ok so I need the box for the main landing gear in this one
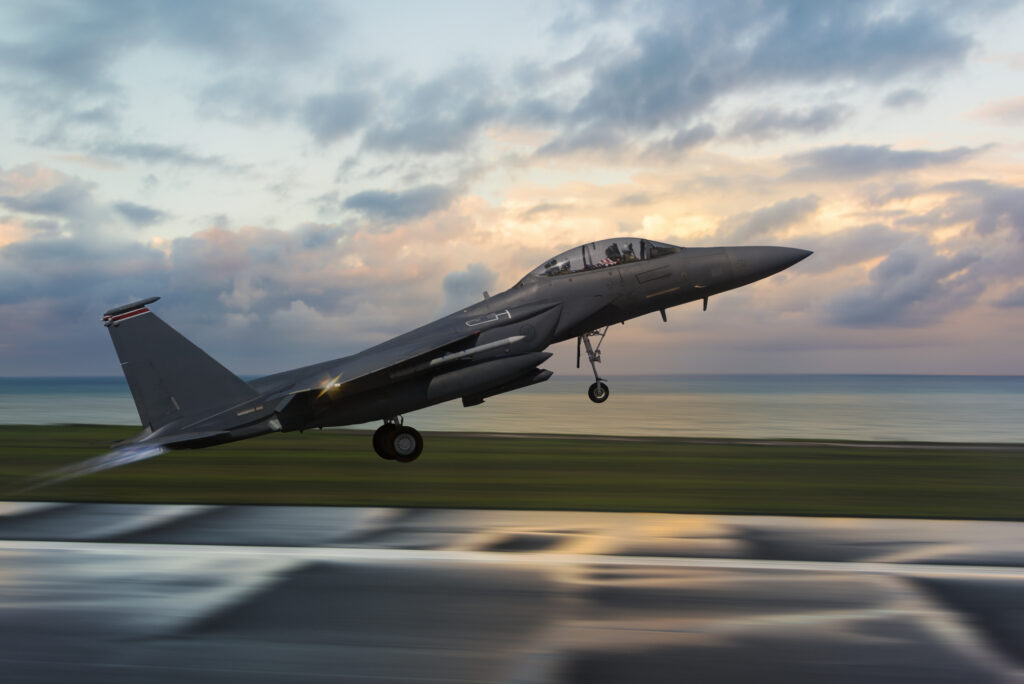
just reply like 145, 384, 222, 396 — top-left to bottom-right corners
577, 326, 610, 403
373, 417, 423, 462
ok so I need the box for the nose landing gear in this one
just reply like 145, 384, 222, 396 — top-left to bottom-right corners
373, 417, 423, 462
578, 326, 611, 403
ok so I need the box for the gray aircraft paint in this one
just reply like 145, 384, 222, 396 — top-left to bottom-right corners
78, 239, 809, 472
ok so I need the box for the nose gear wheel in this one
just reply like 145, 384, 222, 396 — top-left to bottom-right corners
578, 326, 611, 403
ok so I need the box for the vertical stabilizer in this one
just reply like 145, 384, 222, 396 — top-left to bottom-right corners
102, 297, 257, 429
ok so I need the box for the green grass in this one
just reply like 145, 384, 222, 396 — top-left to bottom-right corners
1, 424, 1023, 520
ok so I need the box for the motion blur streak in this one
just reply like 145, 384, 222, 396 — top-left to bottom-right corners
2, 504, 1023, 682
13, 444, 167, 493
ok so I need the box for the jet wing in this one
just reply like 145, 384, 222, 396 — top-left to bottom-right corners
262, 300, 562, 408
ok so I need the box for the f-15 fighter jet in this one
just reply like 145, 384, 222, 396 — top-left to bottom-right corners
67, 238, 809, 478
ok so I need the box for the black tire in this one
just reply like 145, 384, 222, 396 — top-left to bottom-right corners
588, 381, 610, 403
390, 425, 423, 463
373, 424, 398, 460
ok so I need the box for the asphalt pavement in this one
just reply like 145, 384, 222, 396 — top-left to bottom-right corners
1, 502, 1023, 683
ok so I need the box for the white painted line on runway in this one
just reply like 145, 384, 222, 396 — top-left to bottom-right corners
2, 539, 1024, 579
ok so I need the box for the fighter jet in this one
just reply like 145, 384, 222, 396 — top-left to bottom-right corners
79, 238, 809, 473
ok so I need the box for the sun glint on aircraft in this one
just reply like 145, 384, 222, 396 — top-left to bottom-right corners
91, 238, 809, 470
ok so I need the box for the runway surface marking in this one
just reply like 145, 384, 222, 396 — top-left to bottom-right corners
3, 539, 1023, 579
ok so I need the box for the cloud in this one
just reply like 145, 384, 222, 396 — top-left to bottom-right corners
197, 76, 294, 124
91, 141, 239, 170
521, 203, 570, 219
535, 125, 625, 156
0, 1, 344, 149
718, 195, 820, 242
995, 286, 1024, 308
0, 178, 94, 218
0, 164, 98, 222
540, 1, 976, 152
149, 0, 342, 65
441, 263, 497, 312
614, 193, 652, 207
114, 201, 168, 227
342, 184, 458, 224
899, 180, 1024, 239
827, 241, 983, 327
293, 222, 345, 250
0, 1, 340, 93
785, 144, 979, 180
969, 95, 1024, 125
303, 91, 374, 145
793, 224, 908, 274
883, 87, 928, 108
642, 123, 715, 159
0, 235, 168, 308
727, 105, 850, 141
362, 67, 499, 155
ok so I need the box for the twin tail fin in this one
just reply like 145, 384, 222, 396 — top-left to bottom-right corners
103, 297, 257, 429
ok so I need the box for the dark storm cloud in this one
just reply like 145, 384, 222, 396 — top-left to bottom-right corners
883, 88, 928, 108
540, 0, 976, 153
442, 263, 497, 312
342, 184, 458, 224
718, 195, 820, 242
114, 202, 168, 227
827, 241, 983, 327
303, 91, 374, 145
727, 105, 851, 141
785, 144, 979, 181
362, 68, 500, 155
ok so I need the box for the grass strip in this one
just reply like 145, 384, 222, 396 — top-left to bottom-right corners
1, 424, 1022, 520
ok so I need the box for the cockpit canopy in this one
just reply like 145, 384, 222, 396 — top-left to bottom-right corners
524, 237, 682, 279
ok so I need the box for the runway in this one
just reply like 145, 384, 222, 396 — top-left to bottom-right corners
2, 503, 1023, 682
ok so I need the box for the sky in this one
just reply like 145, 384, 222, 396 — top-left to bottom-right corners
1, 0, 1023, 377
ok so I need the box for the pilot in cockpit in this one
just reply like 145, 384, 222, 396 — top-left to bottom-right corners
621, 242, 637, 263
604, 242, 622, 264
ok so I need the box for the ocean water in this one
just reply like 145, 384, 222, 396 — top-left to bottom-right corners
1, 375, 1022, 443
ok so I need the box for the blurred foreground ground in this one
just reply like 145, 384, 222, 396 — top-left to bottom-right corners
2, 503, 1023, 683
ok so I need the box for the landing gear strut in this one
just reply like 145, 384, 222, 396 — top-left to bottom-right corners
577, 327, 610, 403
373, 417, 423, 462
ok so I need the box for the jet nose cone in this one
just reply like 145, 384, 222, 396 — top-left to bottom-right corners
728, 246, 813, 281
779, 247, 813, 268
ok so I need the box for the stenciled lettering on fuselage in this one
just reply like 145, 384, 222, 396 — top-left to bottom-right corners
465, 309, 512, 327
